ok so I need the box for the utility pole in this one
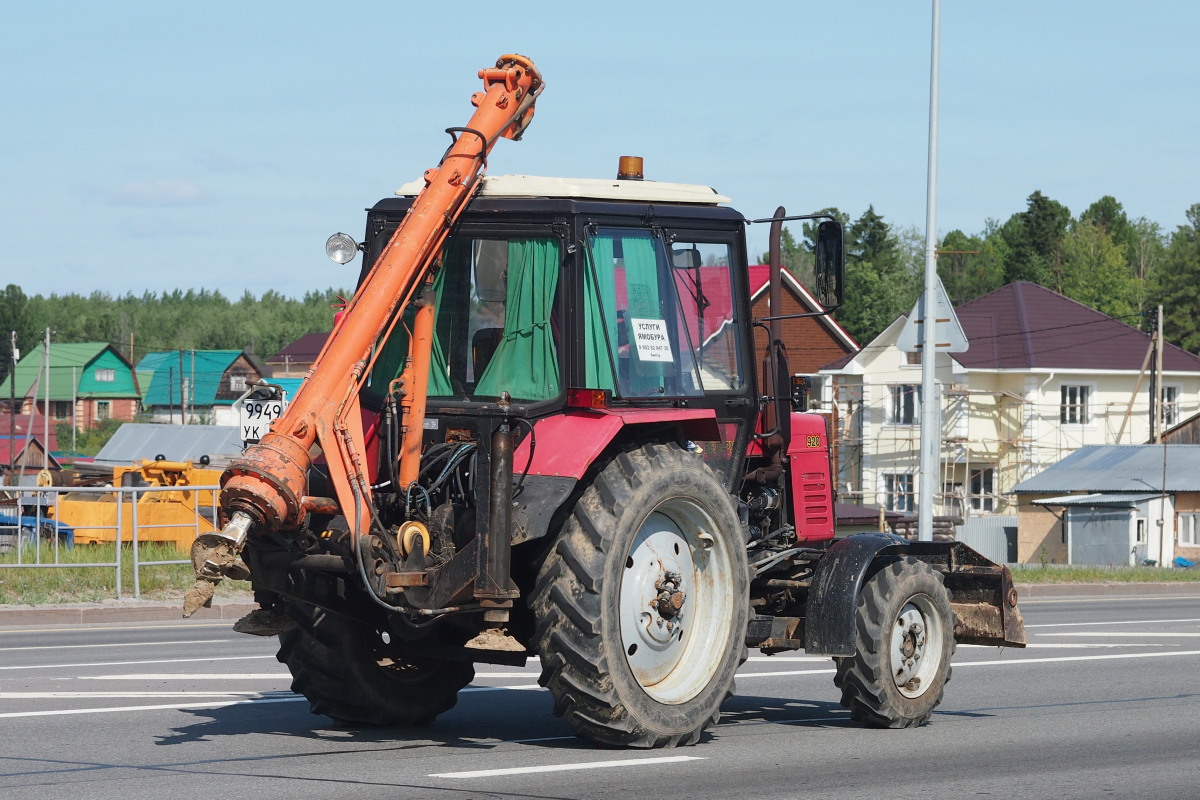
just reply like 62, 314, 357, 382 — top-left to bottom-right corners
71, 366, 77, 452
1155, 304, 1165, 443
8, 331, 16, 479
178, 349, 186, 425
917, 0, 942, 542
43, 328, 50, 470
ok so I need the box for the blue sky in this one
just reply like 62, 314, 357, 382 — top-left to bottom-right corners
3, 1, 1197, 299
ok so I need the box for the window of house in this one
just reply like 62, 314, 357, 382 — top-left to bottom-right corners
942, 482, 964, 516
803, 375, 827, 410
1179, 513, 1200, 546
888, 384, 921, 425
229, 375, 248, 392
969, 467, 996, 512
52, 401, 71, 420
1135, 518, 1147, 545
96, 401, 111, 421
884, 473, 914, 512
1060, 385, 1090, 424
94, 368, 115, 383
1162, 386, 1180, 427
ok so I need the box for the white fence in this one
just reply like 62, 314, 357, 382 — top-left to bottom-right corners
0, 483, 220, 599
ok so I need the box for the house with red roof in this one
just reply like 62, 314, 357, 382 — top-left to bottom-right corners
681, 264, 857, 404
821, 282, 1200, 526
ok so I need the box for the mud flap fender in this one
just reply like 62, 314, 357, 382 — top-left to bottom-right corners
803, 532, 908, 656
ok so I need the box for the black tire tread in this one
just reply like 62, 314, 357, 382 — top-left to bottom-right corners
833, 558, 955, 728
530, 443, 747, 748
277, 604, 473, 727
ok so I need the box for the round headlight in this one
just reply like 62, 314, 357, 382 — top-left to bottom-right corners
325, 232, 359, 264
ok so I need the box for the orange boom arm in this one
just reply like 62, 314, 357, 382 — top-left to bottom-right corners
184, 55, 543, 616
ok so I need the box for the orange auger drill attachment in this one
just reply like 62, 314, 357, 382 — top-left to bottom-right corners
183, 55, 544, 617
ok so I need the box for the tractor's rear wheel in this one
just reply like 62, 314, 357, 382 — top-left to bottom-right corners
531, 443, 749, 747
277, 604, 473, 727
833, 558, 955, 728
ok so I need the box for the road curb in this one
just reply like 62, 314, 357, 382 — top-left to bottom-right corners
0, 601, 257, 626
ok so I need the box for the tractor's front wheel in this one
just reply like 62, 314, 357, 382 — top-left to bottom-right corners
833, 558, 955, 728
277, 604, 474, 727
531, 443, 749, 747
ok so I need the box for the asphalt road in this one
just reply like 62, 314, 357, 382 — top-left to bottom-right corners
1, 593, 1198, 800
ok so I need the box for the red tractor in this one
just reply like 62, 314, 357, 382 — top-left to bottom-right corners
186, 54, 1025, 748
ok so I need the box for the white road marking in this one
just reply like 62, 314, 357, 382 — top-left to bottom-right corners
0, 647, 1196, 719
739, 668, 835, 678
1025, 618, 1200, 628
0, 654, 275, 672
1009, 643, 1164, 648
430, 755, 703, 779
1035, 632, 1200, 637
1022, 595, 1200, 605
956, 649, 1200, 666
729, 649, 1200, 680
0, 623, 233, 635
0, 695, 307, 719
77, 673, 287, 680
0, 691, 277, 698
473, 672, 540, 678
2, 639, 237, 652
746, 656, 829, 662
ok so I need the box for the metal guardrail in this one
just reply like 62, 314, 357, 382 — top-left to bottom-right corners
0, 484, 220, 599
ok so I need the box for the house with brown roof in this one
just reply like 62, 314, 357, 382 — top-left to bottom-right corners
821, 282, 1200, 519
266, 332, 329, 378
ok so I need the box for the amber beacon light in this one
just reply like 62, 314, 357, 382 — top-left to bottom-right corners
616, 155, 644, 180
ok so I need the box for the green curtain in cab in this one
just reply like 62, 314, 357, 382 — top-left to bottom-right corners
583, 236, 618, 392
370, 266, 453, 396
475, 238, 560, 400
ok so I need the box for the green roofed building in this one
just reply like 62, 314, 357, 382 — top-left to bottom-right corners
0, 342, 140, 430
136, 350, 264, 425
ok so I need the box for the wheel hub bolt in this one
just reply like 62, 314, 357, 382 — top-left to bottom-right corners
654, 571, 685, 619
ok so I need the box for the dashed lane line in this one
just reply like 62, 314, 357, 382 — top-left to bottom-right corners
3, 649, 1200, 718
1025, 618, 1200, 628
0, 691, 281, 698
430, 755, 704, 779
0, 623, 234, 635
0, 695, 306, 719
0, 654, 276, 671
76, 673, 287, 680
2, 639, 239, 652
1035, 631, 1200, 637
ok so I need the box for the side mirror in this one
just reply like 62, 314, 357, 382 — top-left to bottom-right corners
814, 220, 844, 310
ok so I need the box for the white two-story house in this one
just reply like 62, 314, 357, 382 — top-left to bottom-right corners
821, 282, 1200, 518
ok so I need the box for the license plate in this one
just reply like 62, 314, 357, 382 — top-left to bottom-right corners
237, 399, 285, 443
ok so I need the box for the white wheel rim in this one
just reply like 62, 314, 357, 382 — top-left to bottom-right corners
619, 498, 735, 704
890, 593, 945, 699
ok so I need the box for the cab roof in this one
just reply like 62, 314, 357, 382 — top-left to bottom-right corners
396, 174, 731, 205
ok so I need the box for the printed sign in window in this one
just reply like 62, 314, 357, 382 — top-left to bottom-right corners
630, 318, 673, 363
